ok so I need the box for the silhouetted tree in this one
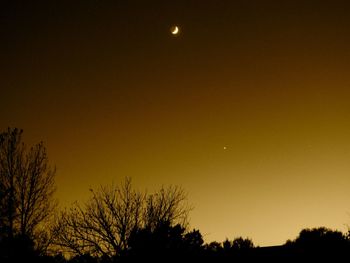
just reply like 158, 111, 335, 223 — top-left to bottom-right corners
231, 236, 254, 250
53, 178, 191, 260
127, 221, 204, 263
205, 241, 223, 253
183, 229, 204, 250
144, 185, 190, 231
207, 237, 254, 262
285, 227, 349, 261
128, 221, 185, 257
53, 178, 143, 258
0, 128, 57, 257
292, 227, 347, 249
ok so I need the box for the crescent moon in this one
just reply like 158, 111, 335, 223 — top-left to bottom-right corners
171, 26, 179, 35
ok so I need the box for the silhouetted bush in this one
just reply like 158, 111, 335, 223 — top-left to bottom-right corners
126, 220, 204, 263
284, 227, 349, 261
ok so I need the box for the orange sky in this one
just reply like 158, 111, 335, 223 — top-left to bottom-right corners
2, 1, 350, 246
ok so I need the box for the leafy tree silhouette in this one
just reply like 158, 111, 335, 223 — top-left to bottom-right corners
183, 229, 204, 252
127, 220, 204, 263
222, 237, 254, 250
285, 227, 349, 261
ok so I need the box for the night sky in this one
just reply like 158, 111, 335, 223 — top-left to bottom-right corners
2, 1, 350, 246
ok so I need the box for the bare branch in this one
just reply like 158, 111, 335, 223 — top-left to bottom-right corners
53, 178, 191, 259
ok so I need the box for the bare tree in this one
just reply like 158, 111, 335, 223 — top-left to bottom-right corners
144, 185, 190, 231
0, 128, 22, 239
54, 178, 191, 259
53, 178, 144, 257
0, 128, 56, 249
17, 142, 56, 237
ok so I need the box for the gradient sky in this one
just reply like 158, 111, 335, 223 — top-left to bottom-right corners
2, 1, 350, 246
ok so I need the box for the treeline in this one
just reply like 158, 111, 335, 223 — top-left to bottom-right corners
1, 128, 350, 262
